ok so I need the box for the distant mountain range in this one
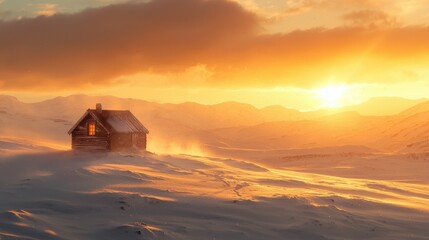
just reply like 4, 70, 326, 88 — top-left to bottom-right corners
1, 94, 429, 155
342, 97, 427, 116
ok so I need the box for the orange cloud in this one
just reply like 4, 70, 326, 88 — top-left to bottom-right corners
342, 10, 398, 27
36, 4, 58, 17
0, 0, 429, 90
0, 0, 259, 90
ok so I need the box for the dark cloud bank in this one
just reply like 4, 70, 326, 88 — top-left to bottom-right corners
1, 0, 429, 90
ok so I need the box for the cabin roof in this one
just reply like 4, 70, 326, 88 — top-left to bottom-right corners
68, 109, 149, 134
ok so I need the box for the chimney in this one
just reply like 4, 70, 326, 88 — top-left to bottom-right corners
96, 103, 102, 114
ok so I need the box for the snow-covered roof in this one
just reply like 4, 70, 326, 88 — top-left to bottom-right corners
68, 109, 149, 134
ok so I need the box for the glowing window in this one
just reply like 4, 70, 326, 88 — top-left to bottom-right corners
88, 122, 96, 136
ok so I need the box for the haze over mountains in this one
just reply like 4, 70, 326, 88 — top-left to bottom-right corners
1, 94, 429, 156
2, 94, 429, 240
341, 97, 426, 116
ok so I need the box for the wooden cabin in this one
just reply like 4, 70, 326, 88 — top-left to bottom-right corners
68, 104, 149, 151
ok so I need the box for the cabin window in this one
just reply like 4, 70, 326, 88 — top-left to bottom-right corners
88, 121, 96, 136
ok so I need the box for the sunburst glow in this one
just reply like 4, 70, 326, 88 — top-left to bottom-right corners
316, 85, 348, 108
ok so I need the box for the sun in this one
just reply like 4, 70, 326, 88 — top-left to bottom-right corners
316, 85, 348, 108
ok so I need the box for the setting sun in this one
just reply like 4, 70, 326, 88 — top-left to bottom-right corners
2, 0, 429, 239
316, 85, 348, 108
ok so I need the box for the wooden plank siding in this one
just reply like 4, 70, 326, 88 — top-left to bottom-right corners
136, 133, 147, 149
72, 136, 109, 150
110, 133, 132, 151
71, 115, 110, 151
109, 133, 147, 151
69, 108, 148, 152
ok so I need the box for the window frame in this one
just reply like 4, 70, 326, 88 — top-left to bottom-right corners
88, 121, 96, 136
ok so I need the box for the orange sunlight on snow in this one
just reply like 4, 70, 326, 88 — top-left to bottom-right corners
84, 156, 429, 213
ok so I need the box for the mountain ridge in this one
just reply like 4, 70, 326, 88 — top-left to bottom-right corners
2, 94, 429, 153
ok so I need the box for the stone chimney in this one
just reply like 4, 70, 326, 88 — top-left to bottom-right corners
96, 103, 102, 114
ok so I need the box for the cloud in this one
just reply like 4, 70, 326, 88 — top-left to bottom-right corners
36, 4, 58, 17
0, 0, 429, 90
342, 9, 398, 27
209, 26, 429, 88
274, 0, 392, 15
0, 0, 259, 90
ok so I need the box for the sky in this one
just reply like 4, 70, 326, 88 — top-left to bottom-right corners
1, 0, 429, 110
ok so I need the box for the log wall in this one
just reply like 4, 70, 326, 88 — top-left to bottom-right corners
70, 114, 147, 151
110, 133, 147, 151
71, 115, 110, 151
110, 133, 132, 151
136, 133, 147, 150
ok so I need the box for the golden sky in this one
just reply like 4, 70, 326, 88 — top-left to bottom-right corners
1, 0, 429, 110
